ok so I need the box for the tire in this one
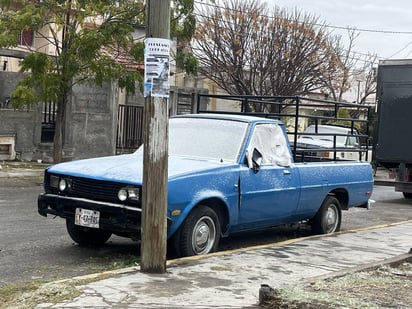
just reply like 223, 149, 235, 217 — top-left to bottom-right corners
174, 205, 221, 257
311, 196, 341, 234
66, 219, 112, 246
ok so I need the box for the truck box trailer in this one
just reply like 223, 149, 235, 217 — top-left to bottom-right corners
374, 59, 412, 197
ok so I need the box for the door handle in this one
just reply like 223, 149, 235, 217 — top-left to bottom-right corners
283, 170, 291, 176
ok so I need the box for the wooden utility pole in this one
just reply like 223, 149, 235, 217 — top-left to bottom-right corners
140, 0, 170, 273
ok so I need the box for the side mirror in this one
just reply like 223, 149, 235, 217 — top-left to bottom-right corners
252, 148, 263, 173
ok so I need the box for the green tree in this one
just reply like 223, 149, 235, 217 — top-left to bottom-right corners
171, 0, 198, 74
0, 0, 196, 162
0, 0, 145, 162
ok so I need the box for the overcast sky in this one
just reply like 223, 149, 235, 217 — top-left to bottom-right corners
265, 0, 412, 61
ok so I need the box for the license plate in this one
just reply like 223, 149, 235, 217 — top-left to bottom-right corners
75, 208, 100, 228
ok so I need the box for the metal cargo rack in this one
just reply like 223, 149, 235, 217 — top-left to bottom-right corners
195, 94, 372, 162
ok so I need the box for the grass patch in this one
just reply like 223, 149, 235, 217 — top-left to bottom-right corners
262, 262, 412, 309
106, 254, 141, 270
0, 280, 80, 309
0, 255, 141, 308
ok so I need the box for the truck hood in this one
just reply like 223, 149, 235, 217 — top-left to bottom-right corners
296, 137, 345, 149
46, 153, 230, 184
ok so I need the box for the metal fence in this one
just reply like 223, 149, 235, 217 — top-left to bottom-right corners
116, 104, 144, 154
41, 102, 56, 143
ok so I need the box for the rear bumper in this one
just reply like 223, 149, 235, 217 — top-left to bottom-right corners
38, 193, 143, 239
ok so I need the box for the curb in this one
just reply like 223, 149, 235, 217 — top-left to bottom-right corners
49, 219, 412, 286
309, 251, 412, 282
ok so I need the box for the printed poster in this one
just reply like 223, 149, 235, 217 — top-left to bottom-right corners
144, 38, 171, 98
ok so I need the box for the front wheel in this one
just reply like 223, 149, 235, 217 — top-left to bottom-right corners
66, 219, 112, 246
311, 196, 341, 234
174, 205, 221, 257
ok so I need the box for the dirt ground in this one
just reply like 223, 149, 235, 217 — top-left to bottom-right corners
263, 256, 412, 309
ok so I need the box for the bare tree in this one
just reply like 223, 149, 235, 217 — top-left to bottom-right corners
322, 28, 377, 103
321, 30, 358, 102
193, 0, 344, 99
357, 55, 377, 105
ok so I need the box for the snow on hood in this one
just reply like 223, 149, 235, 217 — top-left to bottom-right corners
296, 137, 345, 149
47, 153, 228, 184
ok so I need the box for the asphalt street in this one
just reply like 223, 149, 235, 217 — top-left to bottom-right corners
0, 163, 411, 287
1, 173, 411, 288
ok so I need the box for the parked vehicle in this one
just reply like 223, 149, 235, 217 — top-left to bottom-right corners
295, 124, 366, 161
38, 114, 373, 257
374, 59, 412, 198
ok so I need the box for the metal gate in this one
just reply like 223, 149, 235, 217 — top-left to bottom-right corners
41, 102, 56, 143
116, 105, 144, 154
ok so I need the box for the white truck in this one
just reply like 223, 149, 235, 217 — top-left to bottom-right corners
295, 124, 368, 161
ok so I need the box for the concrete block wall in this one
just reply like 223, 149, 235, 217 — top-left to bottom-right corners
0, 72, 42, 161
0, 72, 26, 107
0, 108, 42, 161
65, 82, 118, 160
0, 72, 119, 162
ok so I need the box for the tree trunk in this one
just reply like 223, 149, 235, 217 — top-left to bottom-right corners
53, 97, 66, 163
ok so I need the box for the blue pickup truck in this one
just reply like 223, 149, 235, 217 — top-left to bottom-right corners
38, 114, 373, 257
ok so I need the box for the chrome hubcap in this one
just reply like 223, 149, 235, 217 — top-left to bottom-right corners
325, 206, 338, 232
192, 216, 216, 255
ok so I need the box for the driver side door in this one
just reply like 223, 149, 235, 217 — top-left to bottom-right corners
236, 123, 300, 230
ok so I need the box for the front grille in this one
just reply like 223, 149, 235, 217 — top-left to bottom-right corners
70, 177, 123, 202
46, 173, 141, 207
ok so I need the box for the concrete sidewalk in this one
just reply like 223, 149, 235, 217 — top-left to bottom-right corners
35, 221, 412, 309
0, 161, 45, 178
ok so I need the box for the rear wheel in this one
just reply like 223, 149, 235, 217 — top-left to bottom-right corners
174, 205, 221, 257
66, 219, 112, 246
311, 196, 341, 234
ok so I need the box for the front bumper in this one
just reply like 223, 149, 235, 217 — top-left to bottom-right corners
38, 193, 143, 238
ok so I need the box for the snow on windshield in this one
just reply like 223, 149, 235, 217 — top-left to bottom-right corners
137, 117, 248, 162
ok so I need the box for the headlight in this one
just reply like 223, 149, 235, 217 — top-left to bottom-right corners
118, 189, 128, 201
118, 187, 140, 202
59, 179, 67, 191
49, 175, 71, 192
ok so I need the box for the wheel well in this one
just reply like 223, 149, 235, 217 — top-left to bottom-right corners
329, 189, 349, 210
195, 198, 229, 236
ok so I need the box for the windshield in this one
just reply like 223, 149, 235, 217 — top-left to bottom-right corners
136, 117, 249, 162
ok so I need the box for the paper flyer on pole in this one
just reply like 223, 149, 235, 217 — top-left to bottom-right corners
144, 38, 171, 98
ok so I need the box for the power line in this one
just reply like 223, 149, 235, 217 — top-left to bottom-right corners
192, 11, 380, 64
194, 1, 411, 61
387, 40, 412, 58
194, 0, 412, 35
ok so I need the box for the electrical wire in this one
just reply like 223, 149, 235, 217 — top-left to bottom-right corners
193, 0, 411, 60
193, 0, 412, 35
